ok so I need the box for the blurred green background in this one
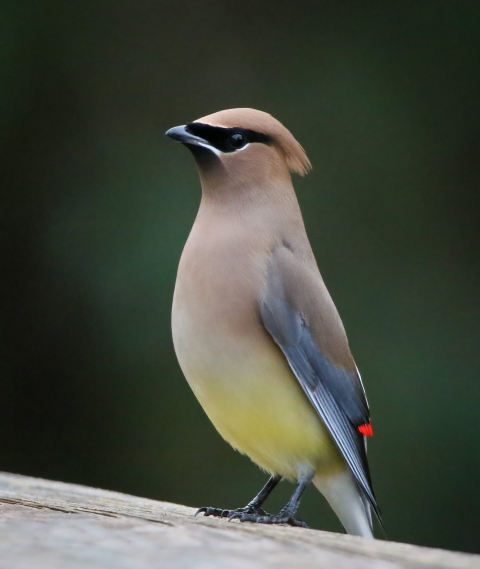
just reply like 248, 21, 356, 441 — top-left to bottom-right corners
1, 0, 480, 553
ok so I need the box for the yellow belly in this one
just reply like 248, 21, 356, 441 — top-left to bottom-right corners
174, 322, 344, 479
172, 221, 345, 480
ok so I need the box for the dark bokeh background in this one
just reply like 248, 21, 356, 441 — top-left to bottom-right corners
2, 0, 480, 553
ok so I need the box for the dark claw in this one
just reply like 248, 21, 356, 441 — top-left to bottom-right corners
195, 507, 226, 517
195, 505, 268, 520
228, 512, 308, 528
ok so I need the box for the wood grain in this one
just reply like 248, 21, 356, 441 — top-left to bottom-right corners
0, 472, 478, 569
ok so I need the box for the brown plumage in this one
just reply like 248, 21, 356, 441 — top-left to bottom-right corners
199, 108, 312, 176
167, 108, 380, 536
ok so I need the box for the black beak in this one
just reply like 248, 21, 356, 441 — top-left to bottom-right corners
165, 125, 209, 147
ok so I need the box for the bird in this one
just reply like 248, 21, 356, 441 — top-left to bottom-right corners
166, 108, 382, 537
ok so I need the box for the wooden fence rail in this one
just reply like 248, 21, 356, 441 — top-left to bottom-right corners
0, 472, 478, 569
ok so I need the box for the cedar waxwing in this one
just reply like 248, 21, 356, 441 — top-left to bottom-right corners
166, 108, 382, 538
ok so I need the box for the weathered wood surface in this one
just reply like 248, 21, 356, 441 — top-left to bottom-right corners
0, 473, 478, 569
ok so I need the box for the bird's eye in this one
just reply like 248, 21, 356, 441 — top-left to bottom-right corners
229, 132, 247, 149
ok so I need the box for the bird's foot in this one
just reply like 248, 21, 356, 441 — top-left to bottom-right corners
195, 505, 268, 520
228, 510, 308, 528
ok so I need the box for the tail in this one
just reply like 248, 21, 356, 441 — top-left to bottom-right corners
314, 468, 374, 538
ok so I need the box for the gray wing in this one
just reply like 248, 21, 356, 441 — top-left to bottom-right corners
260, 246, 381, 524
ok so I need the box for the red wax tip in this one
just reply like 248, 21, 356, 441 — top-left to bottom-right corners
358, 422, 374, 437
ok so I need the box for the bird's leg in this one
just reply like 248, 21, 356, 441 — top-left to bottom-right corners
228, 474, 312, 528
196, 474, 281, 519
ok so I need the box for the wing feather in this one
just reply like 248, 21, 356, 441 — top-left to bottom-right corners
261, 247, 382, 524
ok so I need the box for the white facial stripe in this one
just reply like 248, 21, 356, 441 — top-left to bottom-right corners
231, 142, 250, 153
195, 141, 250, 156
196, 141, 222, 156
193, 122, 229, 128
175, 125, 222, 156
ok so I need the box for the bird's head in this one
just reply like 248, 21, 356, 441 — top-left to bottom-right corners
166, 108, 311, 194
